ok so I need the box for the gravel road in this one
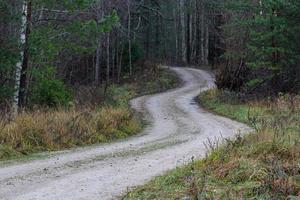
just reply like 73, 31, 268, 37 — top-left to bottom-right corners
0, 67, 252, 200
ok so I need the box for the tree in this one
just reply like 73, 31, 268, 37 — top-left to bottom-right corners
247, 0, 300, 93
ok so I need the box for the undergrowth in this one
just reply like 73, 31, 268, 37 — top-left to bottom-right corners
124, 89, 300, 200
0, 107, 140, 159
0, 67, 178, 161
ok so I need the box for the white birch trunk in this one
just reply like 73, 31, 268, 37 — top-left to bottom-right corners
259, 0, 263, 15
12, 1, 27, 116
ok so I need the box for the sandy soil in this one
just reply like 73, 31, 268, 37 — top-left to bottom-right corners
0, 67, 252, 200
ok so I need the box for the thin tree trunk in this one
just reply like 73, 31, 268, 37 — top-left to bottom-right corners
18, 0, 32, 108
161, 17, 167, 62
95, 7, 104, 85
127, 0, 132, 76
180, 0, 186, 64
155, 14, 160, 59
200, 0, 205, 65
195, 0, 201, 65
12, 0, 27, 116
95, 39, 101, 85
117, 42, 124, 83
204, 24, 209, 65
116, 31, 119, 81
173, 7, 178, 63
112, 39, 115, 82
191, 3, 197, 64
186, 0, 191, 64
106, 33, 110, 83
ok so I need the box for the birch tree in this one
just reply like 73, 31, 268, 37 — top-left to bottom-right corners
12, 0, 28, 115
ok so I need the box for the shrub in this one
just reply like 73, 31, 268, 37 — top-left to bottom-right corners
105, 84, 136, 107
30, 78, 73, 107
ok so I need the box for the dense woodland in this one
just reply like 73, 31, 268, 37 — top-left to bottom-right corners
1, 0, 300, 113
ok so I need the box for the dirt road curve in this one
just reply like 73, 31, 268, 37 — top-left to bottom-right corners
0, 67, 252, 200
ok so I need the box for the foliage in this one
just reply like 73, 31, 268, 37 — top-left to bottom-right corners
30, 78, 73, 107
246, 0, 300, 93
0, 1, 20, 108
26, 67, 72, 107
0, 0, 120, 108
214, 0, 300, 93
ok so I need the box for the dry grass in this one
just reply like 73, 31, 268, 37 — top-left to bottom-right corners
0, 107, 141, 159
0, 67, 179, 160
124, 89, 300, 200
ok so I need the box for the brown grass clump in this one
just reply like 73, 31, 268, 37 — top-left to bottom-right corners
0, 107, 141, 159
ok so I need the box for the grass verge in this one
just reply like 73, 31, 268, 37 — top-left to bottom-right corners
124, 89, 300, 200
0, 67, 178, 161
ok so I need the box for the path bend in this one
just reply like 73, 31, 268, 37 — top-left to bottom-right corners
0, 67, 252, 200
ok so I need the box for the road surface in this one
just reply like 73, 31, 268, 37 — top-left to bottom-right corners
0, 67, 252, 200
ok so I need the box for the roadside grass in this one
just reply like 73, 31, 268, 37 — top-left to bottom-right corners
0, 67, 178, 161
124, 89, 300, 200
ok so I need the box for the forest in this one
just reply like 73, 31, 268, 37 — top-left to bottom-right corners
1, 0, 300, 111
0, 0, 300, 199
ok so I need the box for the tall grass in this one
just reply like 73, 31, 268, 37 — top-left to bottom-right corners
0, 107, 141, 159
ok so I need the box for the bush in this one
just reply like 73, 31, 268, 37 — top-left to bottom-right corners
105, 84, 136, 107
30, 78, 73, 107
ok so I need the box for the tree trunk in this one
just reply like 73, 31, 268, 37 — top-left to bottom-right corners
186, 0, 191, 64
180, 0, 186, 64
155, 14, 160, 59
106, 33, 110, 83
173, 7, 178, 63
117, 42, 124, 83
12, 0, 27, 116
200, 0, 206, 65
127, 0, 132, 76
204, 23, 209, 65
195, 0, 201, 65
95, 39, 101, 85
18, 0, 32, 108
112, 39, 115, 82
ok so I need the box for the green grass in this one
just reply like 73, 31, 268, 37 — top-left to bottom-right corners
199, 89, 264, 125
0, 67, 178, 161
124, 89, 300, 200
